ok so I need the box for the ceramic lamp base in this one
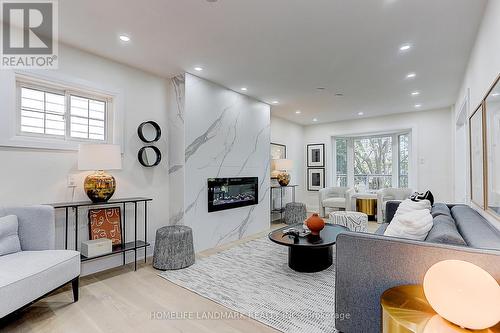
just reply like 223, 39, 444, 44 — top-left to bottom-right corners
277, 172, 291, 186
84, 171, 116, 203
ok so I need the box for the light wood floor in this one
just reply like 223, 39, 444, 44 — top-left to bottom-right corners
1, 221, 380, 333
1, 228, 283, 333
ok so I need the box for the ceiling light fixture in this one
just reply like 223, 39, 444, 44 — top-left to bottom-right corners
415, 104, 422, 108
119, 35, 130, 42
295, 110, 301, 114
406, 72, 416, 79
312, 118, 318, 122
335, 93, 344, 97
492, 92, 500, 97
194, 67, 203, 71
240, 87, 248, 91
411, 91, 420, 96
399, 43, 411, 51
358, 112, 364, 116
316, 87, 326, 91
272, 101, 279, 104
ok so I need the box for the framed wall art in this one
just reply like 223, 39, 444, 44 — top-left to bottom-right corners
307, 168, 325, 191
307, 144, 325, 167
271, 143, 287, 160
88, 207, 122, 245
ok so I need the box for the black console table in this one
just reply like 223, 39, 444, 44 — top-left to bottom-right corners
270, 185, 298, 222
49, 197, 152, 271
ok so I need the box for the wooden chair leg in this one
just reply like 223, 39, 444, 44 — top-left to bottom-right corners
71, 277, 79, 302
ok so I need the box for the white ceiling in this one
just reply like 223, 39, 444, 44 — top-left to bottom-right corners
58, 0, 486, 124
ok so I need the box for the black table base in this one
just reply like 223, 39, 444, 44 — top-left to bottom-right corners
288, 246, 333, 272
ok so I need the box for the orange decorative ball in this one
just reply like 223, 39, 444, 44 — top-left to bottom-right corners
306, 213, 325, 236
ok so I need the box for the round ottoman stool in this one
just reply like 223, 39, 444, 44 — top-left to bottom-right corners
153, 225, 195, 270
328, 211, 368, 232
284, 202, 307, 225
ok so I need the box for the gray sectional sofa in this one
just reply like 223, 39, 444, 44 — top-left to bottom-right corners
334, 202, 500, 333
0, 206, 81, 319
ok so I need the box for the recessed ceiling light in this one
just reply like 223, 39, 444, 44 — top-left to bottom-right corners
271, 101, 279, 104
492, 92, 500, 97
295, 110, 301, 114
119, 34, 130, 42
411, 91, 420, 96
415, 104, 422, 108
358, 112, 364, 116
399, 43, 411, 51
240, 87, 248, 91
406, 72, 416, 79
316, 87, 326, 91
194, 67, 203, 71
335, 93, 344, 97
312, 118, 318, 122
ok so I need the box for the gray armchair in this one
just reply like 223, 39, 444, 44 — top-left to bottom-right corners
376, 187, 413, 223
319, 187, 355, 217
0, 205, 80, 318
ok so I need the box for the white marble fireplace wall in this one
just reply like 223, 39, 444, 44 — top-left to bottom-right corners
168, 73, 271, 252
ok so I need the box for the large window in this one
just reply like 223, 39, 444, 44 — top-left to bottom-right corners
335, 132, 410, 190
17, 77, 111, 142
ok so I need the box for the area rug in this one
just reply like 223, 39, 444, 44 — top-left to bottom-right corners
159, 237, 338, 333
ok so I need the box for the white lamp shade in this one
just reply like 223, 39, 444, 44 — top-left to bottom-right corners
272, 159, 293, 171
423, 260, 500, 330
78, 144, 122, 171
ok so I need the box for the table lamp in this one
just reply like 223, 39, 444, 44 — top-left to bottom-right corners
78, 144, 122, 203
272, 159, 293, 186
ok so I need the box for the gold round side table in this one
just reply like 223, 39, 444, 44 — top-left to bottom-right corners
356, 196, 377, 220
381, 285, 500, 333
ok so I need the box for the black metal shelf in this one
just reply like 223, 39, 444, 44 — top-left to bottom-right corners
81, 240, 150, 262
49, 197, 152, 271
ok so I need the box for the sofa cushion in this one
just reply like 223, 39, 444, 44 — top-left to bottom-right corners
425, 215, 467, 246
375, 223, 389, 235
0, 215, 21, 256
431, 203, 451, 218
451, 205, 500, 250
322, 197, 346, 208
0, 250, 80, 317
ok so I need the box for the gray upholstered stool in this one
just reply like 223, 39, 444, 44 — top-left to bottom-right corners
153, 225, 195, 270
284, 202, 307, 225
328, 211, 368, 232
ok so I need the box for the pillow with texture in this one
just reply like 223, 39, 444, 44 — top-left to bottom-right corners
431, 203, 451, 218
0, 215, 22, 256
384, 209, 433, 240
425, 215, 467, 246
395, 199, 432, 216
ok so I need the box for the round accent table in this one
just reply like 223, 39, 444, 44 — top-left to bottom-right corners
268, 223, 348, 272
355, 194, 378, 221
381, 285, 500, 333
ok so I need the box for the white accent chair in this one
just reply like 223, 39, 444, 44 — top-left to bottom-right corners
376, 188, 414, 223
319, 187, 355, 217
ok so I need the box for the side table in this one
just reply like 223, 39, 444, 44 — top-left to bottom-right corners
381, 285, 500, 333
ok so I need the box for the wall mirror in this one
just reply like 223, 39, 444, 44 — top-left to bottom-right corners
138, 121, 161, 143
469, 103, 485, 208
138, 146, 162, 167
485, 75, 500, 216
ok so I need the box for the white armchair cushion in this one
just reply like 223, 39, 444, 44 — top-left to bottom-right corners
384, 209, 433, 240
0, 215, 21, 256
323, 197, 347, 208
0, 250, 80, 318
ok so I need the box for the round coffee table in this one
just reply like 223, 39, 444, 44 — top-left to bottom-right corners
268, 223, 348, 272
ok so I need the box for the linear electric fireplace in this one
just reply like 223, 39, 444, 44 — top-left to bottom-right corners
208, 177, 258, 212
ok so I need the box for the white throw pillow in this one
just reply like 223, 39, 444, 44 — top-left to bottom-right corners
394, 199, 431, 216
384, 209, 433, 241
0, 215, 22, 256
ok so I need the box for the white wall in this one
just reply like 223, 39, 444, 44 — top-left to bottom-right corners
270, 116, 305, 211
454, 0, 500, 229
0, 44, 170, 275
168, 74, 271, 252
301, 108, 453, 211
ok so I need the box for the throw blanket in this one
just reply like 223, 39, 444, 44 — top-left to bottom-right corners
394, 199, 431, 216
384, 209, 433, 240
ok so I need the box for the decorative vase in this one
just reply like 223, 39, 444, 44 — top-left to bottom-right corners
306, 213, 325, 236
84, 170, 116, 203
277, 172, 290, 186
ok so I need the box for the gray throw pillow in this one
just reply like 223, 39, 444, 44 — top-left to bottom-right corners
431, 203, 451, 218
0, 215, 22, 256
425, 215, 467, 246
